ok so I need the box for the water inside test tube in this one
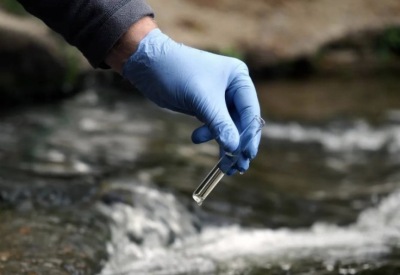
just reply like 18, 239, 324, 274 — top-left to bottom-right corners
192, 116, 265, 206
192, 163, 225, 206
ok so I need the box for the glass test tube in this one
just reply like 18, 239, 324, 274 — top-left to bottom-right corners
193, 116, 265, 206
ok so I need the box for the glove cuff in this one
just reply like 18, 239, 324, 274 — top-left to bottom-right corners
122, 28, 169, 78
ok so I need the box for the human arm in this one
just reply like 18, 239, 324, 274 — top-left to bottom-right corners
16, 0, 261, 174
16, 0, 154, 68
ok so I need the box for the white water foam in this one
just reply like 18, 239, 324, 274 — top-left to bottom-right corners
99, 180, 400, 275
263, 120, 400, 153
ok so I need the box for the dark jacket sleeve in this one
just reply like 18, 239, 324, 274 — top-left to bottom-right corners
17, 0, 154, 68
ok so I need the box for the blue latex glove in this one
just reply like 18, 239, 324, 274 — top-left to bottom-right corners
123, 29, 261, 174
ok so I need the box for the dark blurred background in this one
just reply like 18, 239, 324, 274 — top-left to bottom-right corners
1, 0, 400, 117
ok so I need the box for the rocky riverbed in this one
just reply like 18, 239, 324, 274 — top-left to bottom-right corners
0, 73, 399, 273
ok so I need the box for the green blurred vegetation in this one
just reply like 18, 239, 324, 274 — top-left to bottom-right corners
0, 0, 27, 15
376, 27, 400, 59
63, 47, 82, 87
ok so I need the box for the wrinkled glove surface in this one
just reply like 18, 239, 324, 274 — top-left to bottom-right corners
123, 29, 261, 174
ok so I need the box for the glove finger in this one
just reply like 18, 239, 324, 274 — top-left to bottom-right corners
234, 154, 250, 173
240, 115, 262, 160
191, 125, 213, 144
218, 147, 236, 174
213, 113, 240, 154
229, 65, 261, 159
194, 95, 240, 154
218, 148, 248, 175
229, 107, 260, 158
226, 167, 238, 176
159, 101, 196, 116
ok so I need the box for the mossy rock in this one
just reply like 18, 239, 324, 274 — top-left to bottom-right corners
0, 11, 90, 106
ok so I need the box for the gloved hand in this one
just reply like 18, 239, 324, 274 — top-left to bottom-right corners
123, 29, 261, 174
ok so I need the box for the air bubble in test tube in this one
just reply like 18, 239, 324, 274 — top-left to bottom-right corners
192, 116, 265, 206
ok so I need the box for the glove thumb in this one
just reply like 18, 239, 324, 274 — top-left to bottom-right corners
192, 125, 213, 144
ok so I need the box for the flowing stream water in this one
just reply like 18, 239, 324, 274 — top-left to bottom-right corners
1, 74, 400, 274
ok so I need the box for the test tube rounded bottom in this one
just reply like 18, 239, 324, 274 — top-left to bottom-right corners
192, 164, 225, 206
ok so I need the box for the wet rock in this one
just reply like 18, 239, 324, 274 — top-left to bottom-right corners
0, 142, 104, 274
0, 170, 99, 209
0, 209, 109, 274
0, 10, 90, 106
